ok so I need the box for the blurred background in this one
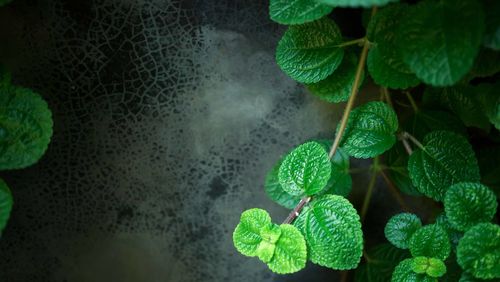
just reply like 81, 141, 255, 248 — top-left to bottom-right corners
0, 1, 406, 281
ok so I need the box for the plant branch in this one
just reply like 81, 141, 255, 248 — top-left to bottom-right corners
379, 169, 411, 212
400, 131, 424, 150
328, 37, 371, 159
382, 87, 393, 108
282, 196, 311, 224
361, 157, 379, 222
399, 136, 413, 155
336, 38, 365, 48
404, 91, 418, 113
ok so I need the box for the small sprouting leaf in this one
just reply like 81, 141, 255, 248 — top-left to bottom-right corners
398, 0, 485, 86
276, 18, 344, 83
316, 140, 352, 197
0, 86, 54, 170
233, 208, 273, 257
366, 4, 419, 89
386, 144, 421, 196
0, 178, 13, 232
355, 243, 410, 282
317, 0, 399, 8
264, 159, 301, 209
267, 224, 307, 274
482, 0, 500, 50
408, 131, 481, 201
457, 223, 500, 279
340, 101, 398, 158
306, 51, 363, 103
233, 209, 307, 274
294, 194, 363, 270
385, 213, 422, 249
434, 213, 463, 250
444, 182, 498, 232
278, 141, 331, 196
412, 257, 447, 278
402, 110, 466, 141
392, 258, 437, 282
423, 86, 491, 131
269, 0, 333, 25
409, 224, 451, 261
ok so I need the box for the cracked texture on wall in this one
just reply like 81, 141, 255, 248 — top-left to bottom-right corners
0, 0, 342, 281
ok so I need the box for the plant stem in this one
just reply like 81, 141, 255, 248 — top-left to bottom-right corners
336, 38, 365, 48
400, 137, 413, 155
382, 87, 393, 108
379, 169, 411, 212
282, 196, 311, 224
404, 91, 418, 113
401, 131, 424, 150
361, 157, 379, 222
340, 270, 349, 282
328, 37, 371, 159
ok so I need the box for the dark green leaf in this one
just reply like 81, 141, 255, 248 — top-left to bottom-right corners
386, 144, 421, 196
0, 65, 11, 87
402, 110, 466, 141
276, 18, 344, 83
316, 140, 352, 197
482, 0, 500, 50
318, 0, 399, 8
385, 213, 422, 249
409, 224, 451, 261
475, 83, 500, 130
434, 213, 463, 251
477, 146, 500, 198
408, 131, 481, 201
294, 194, 363, 270
0, 86, 54, 170
264, 159, 302, 209
0, 178, 13, 233
269, 0, 333, 25
398, 0, 485, 86
0, 0, 12, 7
355, 243, 410, 282
469, 48, 500, 78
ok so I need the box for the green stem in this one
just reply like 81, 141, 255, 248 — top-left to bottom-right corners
401, 131, 424, 150
379, 169, 411, 212
336, 37, 365, 48
361, 157, 379, 222
382, 87, 393, 108
405, 91, 418, 113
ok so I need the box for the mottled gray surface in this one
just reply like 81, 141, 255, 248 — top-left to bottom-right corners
0, 0, 353, 281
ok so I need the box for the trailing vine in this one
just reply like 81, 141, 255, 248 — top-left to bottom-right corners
233, 0, 500, 281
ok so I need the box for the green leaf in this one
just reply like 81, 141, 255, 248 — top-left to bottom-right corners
267, 224, 307, 274
469, 48, 500, 78
457, 223, 500, 279
402, 110, 466, 141
482, 0, 500, 50
317, 0, 399, 8
412, 257, 447, 278
340, 101, 398, 158
386, 144, 421, 196
0, 178, 13, 233
233, 209, 307, 274
434, 213, 463, 250
385, 213, 422, 249
233, 208, 273, 257
458, 272, 500, 282
306, 51, 363, 103
423, 86, 491, 131
444, 182, 497, 232
269, 0, 333, 25
264, 159, 302, 209
409, 224, 451, 261
276, 18, 344, 83
408, 131, 481, 201
355, 243, 410, 282
0, 65, 11, 87
366, 4, 420, 89
398, 0, 485, 86
0, 86, 54, 170
316, 140, 352, 197
477, 146, 500, 198
392, 258, 437, 282
278, 141, 331, 196
476, 83, 500, 130
294, 194, 363, 270
0, 0, 13, 7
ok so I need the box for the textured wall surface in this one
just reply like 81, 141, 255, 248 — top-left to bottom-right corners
0, 0, 352, 281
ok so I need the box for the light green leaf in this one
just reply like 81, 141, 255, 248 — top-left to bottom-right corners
276, 18, 344, 83
294, 194, 363, 270
0, 86, 54, 170
278, 141, 331, 196
409, 224, 451, 261
482, 0, 500, 50
256, 225, 281, 263
355, 243, 410, 282
402, 110, 466, 141
457, 223, 500, 279
412, 257, 447, 278
267, 224, 307, 274
340, 101, 398, 158
317, 0, 399, 8
386, 144, 421, 196
264, 159, 302, 209
269, 0, 333, 25
398, 0, 485, 86
423, 86, 491, 131
392, 258, 437, 282
385, 213, 422, 249
444, 182, 497, 232
233, 208, 273, 257
408, 131, 481, 201
366, 4, 420, 89
0, 178, 13, 233
306, 51, 363, 103
316, 140, 352, 197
